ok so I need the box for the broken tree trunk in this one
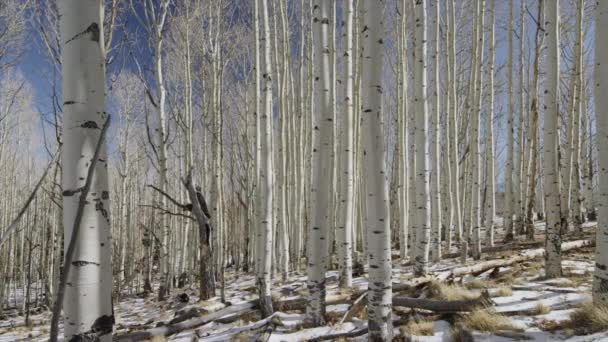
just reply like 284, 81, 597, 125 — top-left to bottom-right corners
435, 239, 594, 280
393, 290, 492, 313
113, 301, 258, 342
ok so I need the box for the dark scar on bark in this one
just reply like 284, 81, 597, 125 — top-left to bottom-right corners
81, 121, 99, 129
71, 260, 100, 267
65, 22, 100, 44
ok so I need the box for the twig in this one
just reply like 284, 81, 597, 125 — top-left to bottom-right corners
50, 116, 111, 342
147, 184, 190, 210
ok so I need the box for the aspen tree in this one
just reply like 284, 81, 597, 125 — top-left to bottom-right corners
516, 0, 526, 237
58, 0, 112, 339
307, 0, 332, 325
447, 0, 461, 244
257, 0, 274, 318
430, 0, 442, 262
525, 0, 544, 241
572, 0, 585, 232
361, 1, 392, 339
413, 0, 431, 276
594, 0, 608, 306
442, 0, 453, 253
337, 0, 354, 289
471, 0, 485, 260
397, 0, 410, 261
484, 0, 496, 247
543, 0, 563, 279
505, 0, 515, 242
565, 0, 584, 233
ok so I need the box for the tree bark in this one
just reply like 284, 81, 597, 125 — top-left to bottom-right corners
55, 1, 112, 339
361, 1, 393, 339
543, 0, 563, 279
593, 0, 608, 306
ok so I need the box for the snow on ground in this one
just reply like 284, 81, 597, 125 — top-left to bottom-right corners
0, 235, 603, 341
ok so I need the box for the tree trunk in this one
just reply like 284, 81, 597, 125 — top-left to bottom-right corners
307, 0, 332, 326
413, 0, 431, 276
543, 0, 563, 279
430, 0, 442, 262
504, 0, 515, 242
361, 2, 393, 339
593, 0, 608, 305
484, 0, 496, 247
257, 0, 274, 319
337, 0, 354, 289
57, 1, 112, 339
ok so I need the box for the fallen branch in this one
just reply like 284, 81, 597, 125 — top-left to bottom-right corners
197, 313, 277, 341
434, 239, 595, 280
113, 300, 258, 341
393, 290, 492, 313
339, 292, 367, 324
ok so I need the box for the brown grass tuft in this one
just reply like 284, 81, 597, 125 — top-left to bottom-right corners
494, 287, 513, 297
400, 320, 434, 336
528, 303, 551, 315
425, 281, 478, 301
459, 308, 518, 333
566, 301, 608, 334
464, 279, 491, 290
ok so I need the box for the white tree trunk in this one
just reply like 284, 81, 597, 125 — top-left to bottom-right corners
307, 0, 332, 326
471, 0, 485, 260
505, 0, 515, 242
58, 0, 112, 339
361, 1, 392, 339
257, 0, 274, 318
430, 0, 442, 262
484, 0, 496, 247
543, 0, 563, 279
337, 0, 354, 289
593, 0, 608, 306
515, 0, 527, 237
447, 0, 461, 245
413, 0, 431, 276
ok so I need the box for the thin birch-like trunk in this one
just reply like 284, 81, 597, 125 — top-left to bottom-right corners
593, 0, 608, 306
337, 0, 354, 289
543, 0, 563, 279
484, 0, 496, 247
430, 0, 442, 262
505, 0, 515, 242
361, 1, 392, 339
413, 0, 431, 276
471, 0, 485, 260
307, 0, 332, 326
58, 0, 112, 338
257, 0, 274, 318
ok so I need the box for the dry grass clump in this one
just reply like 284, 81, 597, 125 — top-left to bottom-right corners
459, 308, 518, 333
529, 302, 551, 315
400, 320, 434, 336
566, 301, 608, 334
464, 279, 491, 290
424, 281, 478, 301
494, 287, 513, 297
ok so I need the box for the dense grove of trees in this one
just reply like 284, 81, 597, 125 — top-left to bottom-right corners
0, 0, 606, 340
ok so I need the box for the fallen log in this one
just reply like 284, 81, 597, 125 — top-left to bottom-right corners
434, 239, 594, 281
392, 291, 492, 313
306, 318, 409, 341
197, 313, 277, 341
113, 300, 257, 342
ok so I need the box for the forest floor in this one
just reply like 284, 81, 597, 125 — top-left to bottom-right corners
1, 222, 607, 341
